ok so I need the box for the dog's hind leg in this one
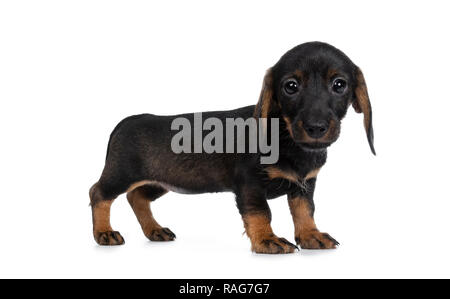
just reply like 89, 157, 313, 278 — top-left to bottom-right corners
89, 182, 125, 245
126, 185, 176, 241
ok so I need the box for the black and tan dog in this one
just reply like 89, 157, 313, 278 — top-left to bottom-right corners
89, 42, 375, 253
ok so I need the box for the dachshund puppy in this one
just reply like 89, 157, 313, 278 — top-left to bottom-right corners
89, 41, 375, 253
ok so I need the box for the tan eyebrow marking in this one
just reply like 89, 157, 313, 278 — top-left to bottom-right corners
294, 70, 304, 79
327, 69, 339, 79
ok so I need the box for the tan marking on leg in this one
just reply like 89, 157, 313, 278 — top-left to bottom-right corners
242, 213, 297, 254
127, 187, 175, 241
288, 196, 338, 249
93, 200, 113, 233
89, 182, 124, 245
288, 197, 317, 235
243, 213, 274, 245
127, 189, 161, 236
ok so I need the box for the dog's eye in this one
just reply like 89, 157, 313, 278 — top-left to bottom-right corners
284, 80, 299, 95
332, 78, 347, 94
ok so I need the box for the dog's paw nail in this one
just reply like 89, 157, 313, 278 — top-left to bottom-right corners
253, 236, 297, 254
95, 231, 125, 246
296, 231, 338, 249
147, 227, 176, 241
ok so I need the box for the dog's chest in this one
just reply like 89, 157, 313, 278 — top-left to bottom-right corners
264, 167, 319, 199
264, 151, 326, 199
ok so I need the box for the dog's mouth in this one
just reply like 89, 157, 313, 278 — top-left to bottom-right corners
298, 141, 331, 152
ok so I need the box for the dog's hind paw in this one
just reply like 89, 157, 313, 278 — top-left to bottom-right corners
252, 235, 298, 254
95, 231, 125, 246
147, 227, 176, 241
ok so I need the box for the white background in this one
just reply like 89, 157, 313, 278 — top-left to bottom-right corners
1, 0, 449, 279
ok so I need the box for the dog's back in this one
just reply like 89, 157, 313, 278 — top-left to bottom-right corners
100, 105, 256, 198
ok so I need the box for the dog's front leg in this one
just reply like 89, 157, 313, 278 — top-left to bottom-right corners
236, 185, 297, 254
288, 179, 339, 249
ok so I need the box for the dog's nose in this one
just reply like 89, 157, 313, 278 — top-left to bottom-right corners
304, 121, 329, 139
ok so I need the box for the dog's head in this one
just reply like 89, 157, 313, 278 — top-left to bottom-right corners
255, 42, 375, 155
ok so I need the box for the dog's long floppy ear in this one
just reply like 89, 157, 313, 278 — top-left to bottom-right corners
254, 68, 273, 119
352, 67, 376, 155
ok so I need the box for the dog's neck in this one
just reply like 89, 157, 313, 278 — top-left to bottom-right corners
281, 141, 327, 174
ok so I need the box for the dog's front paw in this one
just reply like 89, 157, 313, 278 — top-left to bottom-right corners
147, 227, 176, 241
252, 234, 298, 254
95, 231, 125, 246
296, 230, 339, 249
